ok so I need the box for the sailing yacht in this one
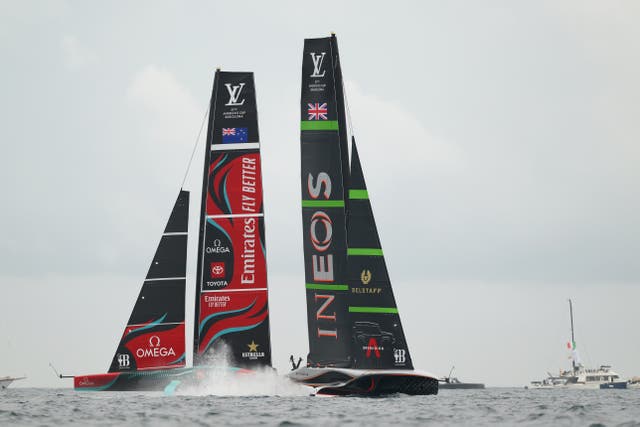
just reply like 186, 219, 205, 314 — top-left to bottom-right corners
69, 71, 272, 392
528, 300, 627, 390
0, 376, 25, 390
288, 34, 438, 396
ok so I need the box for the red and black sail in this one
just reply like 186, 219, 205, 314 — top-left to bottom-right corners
193, 71, 271, 368
108, 190, 189, 373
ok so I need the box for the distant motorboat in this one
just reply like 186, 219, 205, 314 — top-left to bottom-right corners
439, 367, 485, 389
528, 300, 627, 390
439, 377, 485, 390
0, 376, 26, 390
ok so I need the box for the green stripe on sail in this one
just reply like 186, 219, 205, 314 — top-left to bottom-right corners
348, 189, 368, 199
347, 248, 383, 256
305, 283, 349, 291
302, 200, 345, 208
301, 121, 339, 131
349, 306, 399, 314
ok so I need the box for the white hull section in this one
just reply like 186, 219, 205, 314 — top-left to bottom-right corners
529, 383, 623, 390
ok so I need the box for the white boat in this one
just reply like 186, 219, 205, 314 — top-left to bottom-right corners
0, 376, 25, 390
529, 365, 625, 389
528, 300, 627, 390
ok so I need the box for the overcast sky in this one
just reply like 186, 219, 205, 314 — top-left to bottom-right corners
1, 1, 639, 388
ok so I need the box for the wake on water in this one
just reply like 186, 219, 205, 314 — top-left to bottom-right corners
177, 346, 309, 397
177, 367, 309, 397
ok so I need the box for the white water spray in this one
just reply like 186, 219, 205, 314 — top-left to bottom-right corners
176, 345, 309, 396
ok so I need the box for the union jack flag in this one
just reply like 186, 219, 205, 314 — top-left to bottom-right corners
307, 103, 328, 120
222, 128, 236, 136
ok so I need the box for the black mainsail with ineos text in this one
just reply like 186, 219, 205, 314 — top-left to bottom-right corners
292, 34, 436, 396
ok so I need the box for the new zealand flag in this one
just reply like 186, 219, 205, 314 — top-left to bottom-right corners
222, 128, 248, 143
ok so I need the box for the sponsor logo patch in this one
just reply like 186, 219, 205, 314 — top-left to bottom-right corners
309, 52, 326, 78
394, 348, 407, 365
225, 83, 245, 106
241, 340, 265, 360
135, 336, 176, 359
364, 337, 382, 358
206, 239, 231, 254
204, 294, 231, 308
360, 269, 372, 285
78, 377, 94, 386
117, 353, 130, 368
210, 262, 225, 279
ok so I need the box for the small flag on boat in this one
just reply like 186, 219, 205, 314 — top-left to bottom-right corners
567, 340, 576, 349
222, 127, 248, 143
307, 103, 328, 120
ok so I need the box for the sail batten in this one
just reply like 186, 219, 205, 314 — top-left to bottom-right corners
301, 121, 339, 131
301, 200, 345, 208
347, 248, 384, 256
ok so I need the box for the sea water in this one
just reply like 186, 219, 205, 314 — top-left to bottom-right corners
2, 386, 639, 426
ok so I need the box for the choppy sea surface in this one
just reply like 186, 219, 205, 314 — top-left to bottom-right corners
2, 386, 639, 426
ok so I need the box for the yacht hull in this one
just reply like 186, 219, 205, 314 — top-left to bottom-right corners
288, 367, 438, 396
74, 366, 254, 392
529, 382, 628, 390
600, 381, 627, 389
1, 376, 25, 390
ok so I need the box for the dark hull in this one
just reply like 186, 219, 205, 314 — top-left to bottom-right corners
289, 367, 438, 396
317, 373, 439, 396
439, 382, 485, 390
74, 366, 253, 392
600, 382, 627, 389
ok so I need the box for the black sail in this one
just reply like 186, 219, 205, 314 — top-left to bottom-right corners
346, 139, 413, 370
108, 190, 189, 372
300, 36, 351, 367
193, 70, 272, 368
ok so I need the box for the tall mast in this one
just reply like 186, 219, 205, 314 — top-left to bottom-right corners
193, 69, 219, 354
569, 298, 576, 371
330, 33, 350, 209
